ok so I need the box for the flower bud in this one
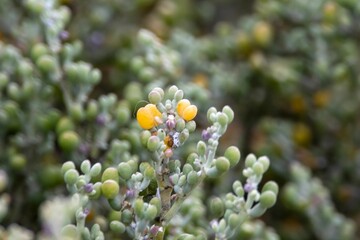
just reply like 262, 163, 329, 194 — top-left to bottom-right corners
252, 162, 264, 176
115, 106, 130, 125
64, 169, 79, 185
224, 146, 241, 168
110, 221, 126, 234
259, 191, 277, 208
101, 180, 119, 199
148, 90, 162, 104
118, 162, 133, 180
262, 181, 279, 195
80, 160, 91, 174
102, 167, 120, 182
215, 157, 230, 173
147, 135, 160, 152
144, 204, 158, 220
210, 197, 225, 218
58, 131, 80, 152
61, 161, 76, 175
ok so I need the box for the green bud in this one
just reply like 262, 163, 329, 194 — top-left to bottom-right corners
115, 106, 130, 125
7, 82, 21, 101
183, 164, 193, 175
61, 161, 76, 175
0, 73, 9, 89
31, 43, 49, 60
121, 209, 133, 225
148, 90, 162, 104
207, 107, 217, 123
37, 55, 57, 73
260, 191, 277, 208
186, 171, 198, 185
153, 87, 164, 99
118, 162, 132, 180
262, 181, 279, 195
228, 213, 241, 229
86, 100, 99, 120
258, 156, 270, 172
144, 166, 156, 180
217, 113, 229, 126
10, 154, 26, 170
234, 187, 244, 197
210, 197, 225, 218
186, 120, 196, 133
145, 204, 158, 220
90, 163, 102, 178
134, 199, 144, 218
89, 182, 102, 200
101, 180, 119, 199
139, 67, 155, 82
110, 221, 126, 234
80, 160, 91, 174
245, 154, 256, 168
224, 146, 241, 168
90, 69, 101, 84
69, 103, 85, 122
140, 130, 151, 147
186, 153, 198, 165
222, 105, 234, 123
215, 157, 230, 173
174, 90, 184, 101
147, 135, 160, 152
178, 175, 187, 186
102, 167, 119, 182
130, 57, 145, 72
150, 197, 161, 215
179, 129, 189, 144
252, 162, 264, 175
61, 224, 78, 238
176, 118, 186, 132
167, 85, 178, 98
56, 117, 75, 135
64, 169, 79, 185
58, 131, 80, 152
196, 141, 206, 156
17, 60, 33, 77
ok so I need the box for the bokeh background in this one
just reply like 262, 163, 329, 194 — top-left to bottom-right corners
1, 0, 360, 239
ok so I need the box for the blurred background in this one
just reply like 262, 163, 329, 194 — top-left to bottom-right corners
0, 0, 360, 239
